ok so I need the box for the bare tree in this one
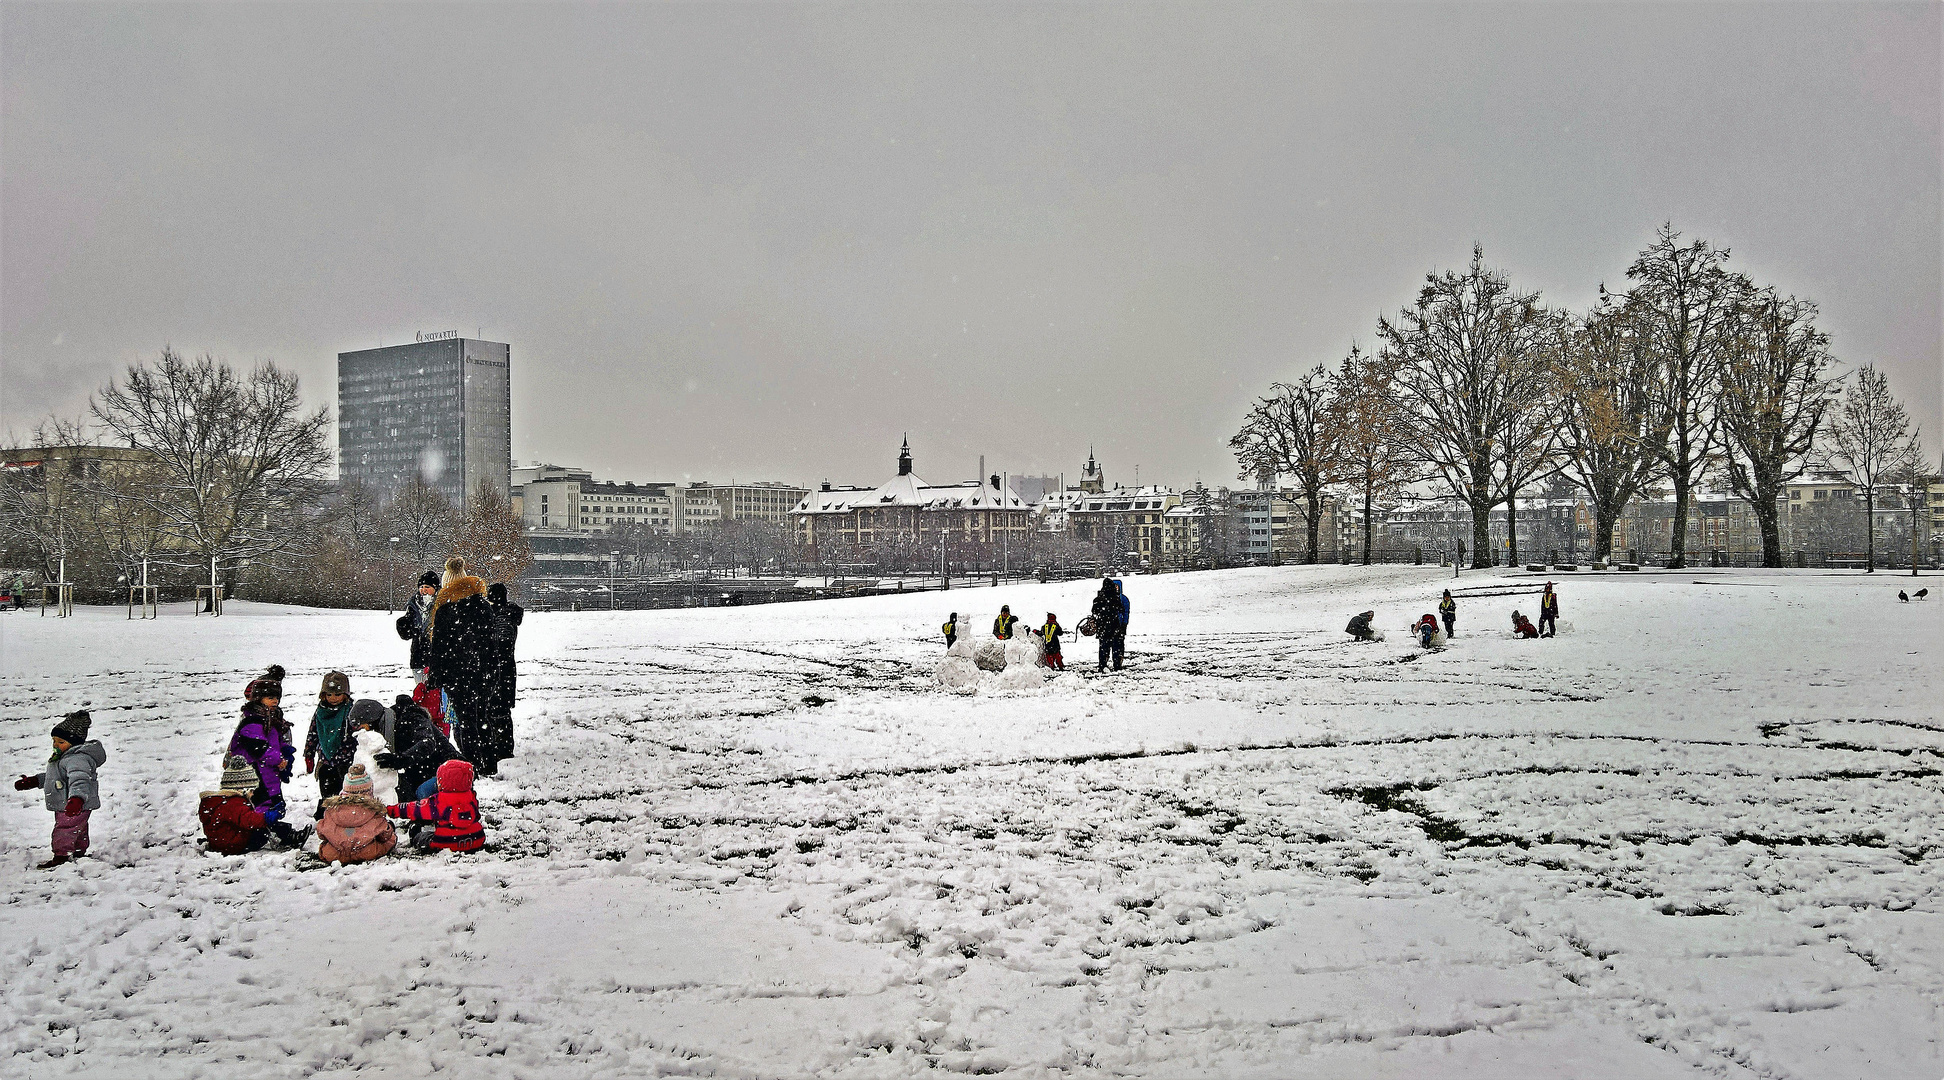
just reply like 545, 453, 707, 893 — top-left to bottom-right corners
449, 480, 533, 583
383, 476, 458, 571
1625, 226, 1748, 569
1893, 448, 1937, 575
1827, 364, 1921, 572
1716, 290, 1839, 567
91, 349, 333, 594
1327, 345, 1423, 564
1230, 365, 1340, 563
1380, 246, 1546, 568
0, 417, 91, 581
1552, 295, 1669, 559
1495, 307, 1569, 566
73, 453, 175, 593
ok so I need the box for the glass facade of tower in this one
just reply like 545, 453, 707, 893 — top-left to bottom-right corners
337, 338, 512, 511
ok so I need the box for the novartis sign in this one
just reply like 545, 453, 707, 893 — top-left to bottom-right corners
416, 330, 460, 342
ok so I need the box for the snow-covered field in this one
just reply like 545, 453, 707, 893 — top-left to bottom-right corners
2, 565, 1940, 1078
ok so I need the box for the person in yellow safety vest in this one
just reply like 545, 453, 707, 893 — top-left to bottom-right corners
1040, 613, 1065, 670
941, 613, 958, 648
993, 605, 1017, 639
1439, 590, 1457, 638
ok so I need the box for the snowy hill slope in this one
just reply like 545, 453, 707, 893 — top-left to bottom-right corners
2, 565, 1940, 1076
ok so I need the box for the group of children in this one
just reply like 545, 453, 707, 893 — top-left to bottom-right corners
943, 605, 1067, 670
14, 662, 487, 870
1354, 582, 1563, 647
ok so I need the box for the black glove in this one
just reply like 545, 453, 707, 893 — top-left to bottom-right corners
372, 751, 400, 770
14, 774, 40, 791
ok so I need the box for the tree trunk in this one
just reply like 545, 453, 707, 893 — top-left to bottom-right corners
1755, 498, 1783, 568
1470, 494, 1493, 569
1362, 483, 1374, 565
1506, 488, 1520, 566
1668, 471, 1691, 568
1305, 492, 1322, 565
1594, 504, 1618, 559
1865, 487, 1875, 572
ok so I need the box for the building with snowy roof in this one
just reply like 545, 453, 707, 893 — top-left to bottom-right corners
791, 439, 1031, 551
1066, 485, 1181, 563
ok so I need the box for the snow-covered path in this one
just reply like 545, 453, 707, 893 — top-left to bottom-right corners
3, 566, 1940, 1077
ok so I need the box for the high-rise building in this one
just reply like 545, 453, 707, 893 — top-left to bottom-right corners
337, 335, 511, 511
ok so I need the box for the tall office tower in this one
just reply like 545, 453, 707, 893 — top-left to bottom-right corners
337, 334, 511, 512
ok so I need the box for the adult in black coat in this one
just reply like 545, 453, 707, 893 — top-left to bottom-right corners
375, 696, 461, 799
1091, 579, 1125, 672
429, 567, 507, 774
479, 582, 524, 774
394, 570, 441, 672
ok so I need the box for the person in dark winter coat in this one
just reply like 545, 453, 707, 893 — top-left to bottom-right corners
1538, 584, 1560, 638
428, 558, 507, 774
1439, 590, 1457, 638
376, 695, 462, 801
993, 605, 1018, 640
1091, 580, 1125, 671
941, 613, 958, 649
229, 666, 297, 819
303, 671, 357, 813
479, 582, 523, 774
387, 758, 485, 853
199, 754, 276, 855
395, 570, 441, 672
14, 711, 105, 868
1512, 610, 1540, 638
1346, 611, 1377, 641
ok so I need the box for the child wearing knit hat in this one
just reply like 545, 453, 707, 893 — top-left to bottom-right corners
315, 764, 397, 864
14, 711, 107, 869
199, 753, 276, 855
228, 665, 299, 833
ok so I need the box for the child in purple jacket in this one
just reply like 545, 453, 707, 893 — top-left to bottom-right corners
228, 665, 305, 846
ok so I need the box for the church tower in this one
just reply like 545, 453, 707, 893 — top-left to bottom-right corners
1079, 448, 1105, 494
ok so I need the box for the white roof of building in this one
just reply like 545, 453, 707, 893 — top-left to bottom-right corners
793, 474, 1028, 515
1071, 485, 1180, 512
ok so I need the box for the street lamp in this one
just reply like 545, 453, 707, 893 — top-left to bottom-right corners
388, 537, 401, 613
610, 551, 620, 610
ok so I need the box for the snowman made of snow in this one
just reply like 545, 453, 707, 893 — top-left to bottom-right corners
350, 729, 400, 805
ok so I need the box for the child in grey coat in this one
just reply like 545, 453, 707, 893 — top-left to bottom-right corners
13, 711, 106, 869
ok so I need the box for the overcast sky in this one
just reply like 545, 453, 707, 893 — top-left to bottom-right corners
4, 2, 1938, 489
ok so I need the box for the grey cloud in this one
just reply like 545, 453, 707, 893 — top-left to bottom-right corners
4, 2, 1937, 483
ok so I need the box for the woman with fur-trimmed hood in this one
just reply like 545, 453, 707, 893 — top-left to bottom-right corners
428, 557, 506, 775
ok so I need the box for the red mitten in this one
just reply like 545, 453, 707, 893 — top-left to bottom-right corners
63, 796, 83, 814
304, 755, 315, 775
385, 804, 403, 818
14, 774, 40, 791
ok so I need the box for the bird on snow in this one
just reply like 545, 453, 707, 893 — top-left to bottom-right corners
1917, 588, 1930, 600
1898, 591, 1909, 602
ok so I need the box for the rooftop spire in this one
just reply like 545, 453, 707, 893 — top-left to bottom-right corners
897, 435, 913, 476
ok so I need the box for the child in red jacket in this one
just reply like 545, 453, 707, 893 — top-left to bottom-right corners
200, 754, 280, 854
387, 758, 484, 853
